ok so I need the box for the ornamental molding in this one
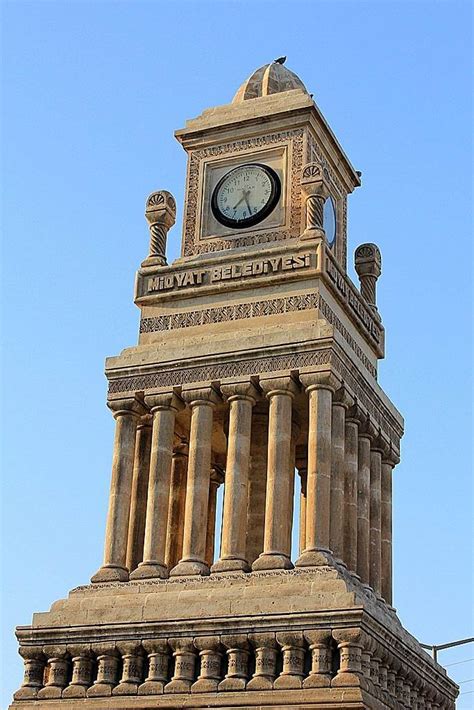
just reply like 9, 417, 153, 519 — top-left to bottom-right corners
182, 129, 304, 257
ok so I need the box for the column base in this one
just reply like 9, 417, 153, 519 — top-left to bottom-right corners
113, 681, 139, 695
138, 680, 164, 695
303, 673, 331, 688
90, 565, 129, 583
191, 678, 219, 692
252, 553, 293, 571
63, 684, 88, 698
37, 686, 63, 699
13, 688, 39, 700
211, 557, 250, 573
129, 562, 168, 580
295, 548, 334, 567
169, 559, 210, 577
218, 677, 247, 691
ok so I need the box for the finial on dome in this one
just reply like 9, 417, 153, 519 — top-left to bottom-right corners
232, 60, 309, 103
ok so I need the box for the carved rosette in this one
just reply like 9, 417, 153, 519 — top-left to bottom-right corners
144, 190, 176, 266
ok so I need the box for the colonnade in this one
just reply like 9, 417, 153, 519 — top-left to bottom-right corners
91, 372, 399, 604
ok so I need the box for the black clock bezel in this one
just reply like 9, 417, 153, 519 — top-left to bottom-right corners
211, 163, 281, 229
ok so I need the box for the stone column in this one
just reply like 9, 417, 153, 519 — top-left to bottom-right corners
139, 640, 170, 695
171, 387, 221, 576
252, 376, 298, 570
191, 637, 223, 692
205, 466, 223, 567
91, 396, 144, 582
381, 447, 399, 606
164, 443, 188, 570
296, 371, 340, 567
303, 629, 332, 688
370, 435, 384, 597
143, 190, 176, 266
63, 645, 93, 698
356, 415, 373, 586
330, 387, 353, 562
246, 633, 278, 691
113, 642, 145, 695
274, 632, 305, 689
126, 414, 152, 573
13, 647, 46, 700
87, 645, 120, 697
332, 628, 363, 687
344, 405, 359, 573
296, 446, 308, 556
245, 408, 268, 565
164, 638, 197, 692
38, 646, 69, 699
130, 393, 184, 579
354, 243, 382, 315
300, 162, 331, 240
219, 634, 250, 691
213, 381, 257, 571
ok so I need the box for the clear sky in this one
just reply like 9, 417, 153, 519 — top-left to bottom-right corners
1, 0, 473, 706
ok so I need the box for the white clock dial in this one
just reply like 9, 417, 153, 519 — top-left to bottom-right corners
211, 163, 281, 228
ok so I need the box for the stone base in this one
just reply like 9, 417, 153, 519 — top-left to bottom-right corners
130, 562, 168, 580
90, 565, 129, 583
251, 552, 293, 570
295, 548, 333, 567
218, 677, 247, 691
211, 557, 251, 573
138, 680, 164, 695
62, 684, 88, 698
169, 559, 210, 576
113, 681, 139, 695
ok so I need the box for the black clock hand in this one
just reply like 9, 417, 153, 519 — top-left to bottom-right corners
232, 192, 245, 210
244, 190, 252, 214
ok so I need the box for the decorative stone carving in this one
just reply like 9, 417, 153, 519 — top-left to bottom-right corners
143, 190, 176, 266
246, 633, 278, 691
164, 638, 196, 693
300, 162, 331, 240
37, 645, 69, 699
219, 634, 250, 691
191, 636, 223, 692
274, 632, 305, 689
62, 644, 93, 698
303, 629, 332, 688
331, 628, 363, 687
113, 642, 145, 695
87, 645, 120, 697
13, 646, 46, 700
138, 640, 170, 695
354, 243, 382, 313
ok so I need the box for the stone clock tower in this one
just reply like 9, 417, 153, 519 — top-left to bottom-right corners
11, 60, 458, 709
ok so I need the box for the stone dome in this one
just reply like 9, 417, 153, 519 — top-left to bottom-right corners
232, 59, 309, 103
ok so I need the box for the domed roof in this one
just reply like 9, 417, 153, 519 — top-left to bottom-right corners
232, 58, 309, 103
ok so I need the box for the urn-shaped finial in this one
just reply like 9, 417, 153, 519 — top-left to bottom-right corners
144, 190, 176, 265
354, 243, 382, 313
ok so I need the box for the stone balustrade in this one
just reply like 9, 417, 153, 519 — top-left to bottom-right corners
13, 631, 456, 708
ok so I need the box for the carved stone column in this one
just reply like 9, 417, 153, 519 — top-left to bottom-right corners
126, 414, 152, 573
252, 376, 298, 570
164, 638, 196, 693
164, 443, 188, 570
297, 371, 340, 567
113, 642, 145, 695
330, 387, 353, 562
205, 465, 224, 567
37, 645, 69, 699
219, 634, 250, 691
139, 640, 169, 695
143, 190, 176, 266
246, 633, 278, 690
191, 637, 223, 692
13, 647, 46, 700
344, 404, 359, 573
296, 446, 308, 556
130, 393, 183, 579
213, 381, 257, 572
381, 447, 399, 606
91, 397, 144, 582
63, 645, 93, 698
171, 387, 221, 576
370, 435, 385, 597
354, 243, 382, 314
274, 632, 305, 689
87, 645, 120, 697
332, 628, 363, 687
300, 162, 331, 240
245, 408, 268, 565
357, 415, 373, 586
303, 629, 332, 688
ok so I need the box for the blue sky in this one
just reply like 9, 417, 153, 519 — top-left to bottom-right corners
1, 0, 473, 705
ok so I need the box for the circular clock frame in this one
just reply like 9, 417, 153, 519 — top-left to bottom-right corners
211, 163, 281, 229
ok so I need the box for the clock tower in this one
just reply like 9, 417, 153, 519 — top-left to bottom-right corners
11, 59, 458, 709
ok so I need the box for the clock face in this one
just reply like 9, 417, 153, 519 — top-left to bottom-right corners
211, 163, 281, 229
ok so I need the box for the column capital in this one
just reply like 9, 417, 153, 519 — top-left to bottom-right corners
358, 414, 377, 441
144, 390, 184, 413
304, 629, 332, 646
19, 645, 45, 661
181, 385, 221, 407
372, 431, 390, 456
193, 635, 222, 653
66, 643, 92, 657
221, 634, 250, 650
299, 370, 341, 393
220, 379, 260, 403
259, 374, 299, 399
107, 395, 146, 419
333, 385, 355, 410
275, 631, 305, 648
382, 444, 400, 466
